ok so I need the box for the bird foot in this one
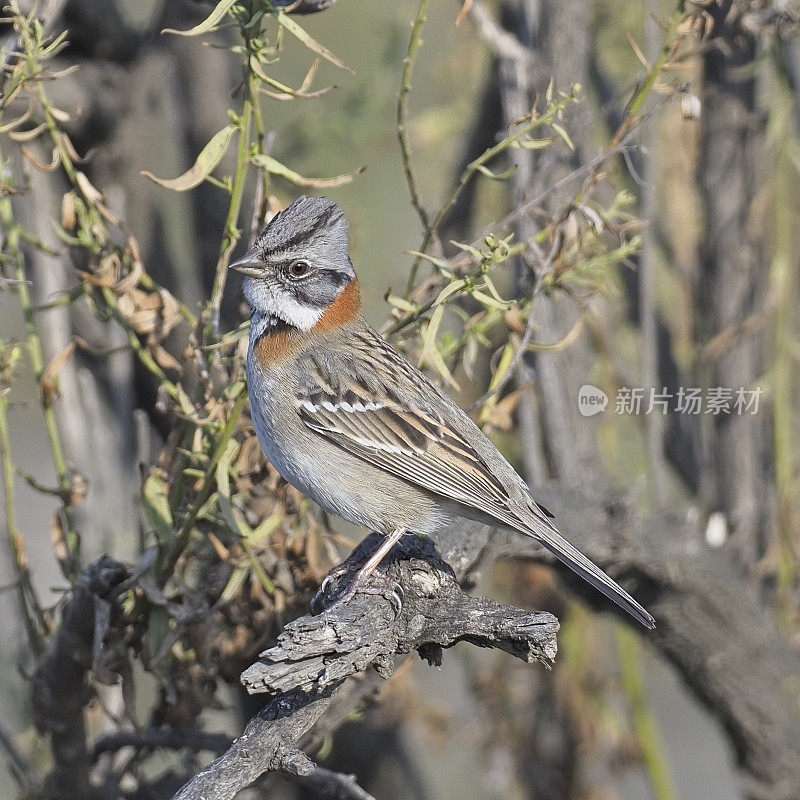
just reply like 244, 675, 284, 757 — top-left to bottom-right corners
311, 562, 404, 618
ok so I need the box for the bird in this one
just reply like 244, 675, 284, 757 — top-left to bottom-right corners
230, 195, 655, 629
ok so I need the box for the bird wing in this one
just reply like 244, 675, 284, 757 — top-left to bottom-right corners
295, 331, 553, 534
294, 329, 655, 630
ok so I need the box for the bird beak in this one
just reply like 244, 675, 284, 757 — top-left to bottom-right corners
229, 250, 264, 277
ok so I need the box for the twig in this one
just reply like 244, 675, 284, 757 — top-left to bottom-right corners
384, 137, 639, 339
640, 0, 669, 509
207, 85, 253, 340
172, 534, 558, 800
93, 727, 232, 757
0, 158, 79, 577
161, 386, 248, 583
404, 89, 576, 299
0, 384, 47, 655
397, 0, 432, 292
297, 766, 379, 800
467, 229, 563, 411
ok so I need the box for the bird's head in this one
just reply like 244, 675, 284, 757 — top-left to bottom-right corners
230, 195, 357, 331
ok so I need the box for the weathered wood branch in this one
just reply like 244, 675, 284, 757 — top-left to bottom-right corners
171, 534, 558, 800
487, 486, 800, 800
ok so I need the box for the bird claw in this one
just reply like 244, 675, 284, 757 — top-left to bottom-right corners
311, 566, 404, 619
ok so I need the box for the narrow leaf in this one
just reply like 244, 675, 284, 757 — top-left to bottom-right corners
141, 125, 237, 191
219, 564, 249, 604
250, 153, 363, 189
143, 474, 174, 547
433, 278, 467, 306
475, 163, 516, 181
245, 512, 282, 545
276, 11, 353, 73
421, 305, 460, 390
405, 250, 451, 270
386, 295, 416, 313
216, 440, 251, 537
471, 289, 511, 310
162, 0, 237, 36
551, 123, 575, 151
514, 135, 557, 150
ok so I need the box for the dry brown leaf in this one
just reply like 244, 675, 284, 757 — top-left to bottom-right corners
117, 288, 181, 337
50, 513, 71, 575
40, 340, 77, 407
20, 145, 61, 171
61, 191, 76, 230
112, 258, 143, 294
151, 342, 182, 373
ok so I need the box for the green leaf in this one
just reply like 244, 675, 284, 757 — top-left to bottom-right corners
514, 135, 557, 150
143, 474, 174, 547
551, 123, 575, 151
450, 240, 484, 260
471, 289, 511, 311
241, 538, 275, 595
386, 295, 416, 313
162, 0, 237, 36
215, 440, 251, 536
219, 564, 249, 605
421, 304, 460, 390
141, 125, 237, 191
276, 10, 353, 73
481, 274, 507, 302
405, 250, 451, 271
245, 512, 282, 545
475, 163, 516, 181
433, 278, 467, 306
250, 153, 364, 189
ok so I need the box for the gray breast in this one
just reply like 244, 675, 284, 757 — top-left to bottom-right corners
246, 349, 450, 536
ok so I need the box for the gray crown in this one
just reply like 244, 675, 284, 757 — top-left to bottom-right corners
256, 195, 350, 267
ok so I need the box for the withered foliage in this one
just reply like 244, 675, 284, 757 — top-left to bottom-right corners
0, 1, 720, 797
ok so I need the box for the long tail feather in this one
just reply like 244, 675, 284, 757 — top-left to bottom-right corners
526, 521, 655, 629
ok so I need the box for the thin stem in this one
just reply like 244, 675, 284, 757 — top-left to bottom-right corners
160, 386, 248, 584
769, 62, 797, 620
250, 78, 271, 239
0, 387, 46, 656
607, 0, 687, 151
0, 183, 78, 576
207, 84, 253, 340
405, 92, 572, 297
398, 0, 431, 296
640, 0, 668, 509
615, 624, 678, 800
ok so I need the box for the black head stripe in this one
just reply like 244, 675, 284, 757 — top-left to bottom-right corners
258, 197, 343, 258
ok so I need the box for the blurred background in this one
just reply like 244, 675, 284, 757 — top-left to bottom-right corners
1, 1, 799, 799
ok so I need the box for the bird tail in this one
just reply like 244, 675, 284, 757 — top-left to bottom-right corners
526, 520, 655, 629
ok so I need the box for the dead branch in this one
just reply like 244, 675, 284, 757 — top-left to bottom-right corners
171, 534, 558, 800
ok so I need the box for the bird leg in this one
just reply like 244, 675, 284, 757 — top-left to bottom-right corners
312, 528, 407, 615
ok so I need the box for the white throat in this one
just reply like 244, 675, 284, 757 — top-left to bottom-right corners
243, 278, 324, 333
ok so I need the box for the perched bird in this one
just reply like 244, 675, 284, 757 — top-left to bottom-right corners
231, 195, 654, 629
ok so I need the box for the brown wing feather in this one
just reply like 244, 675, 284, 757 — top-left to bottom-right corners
297, 391, 526, 530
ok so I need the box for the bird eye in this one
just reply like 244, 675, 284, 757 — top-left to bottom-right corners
288, 260, 311, 278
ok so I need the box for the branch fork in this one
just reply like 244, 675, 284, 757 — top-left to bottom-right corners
172, 533, 558, 800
